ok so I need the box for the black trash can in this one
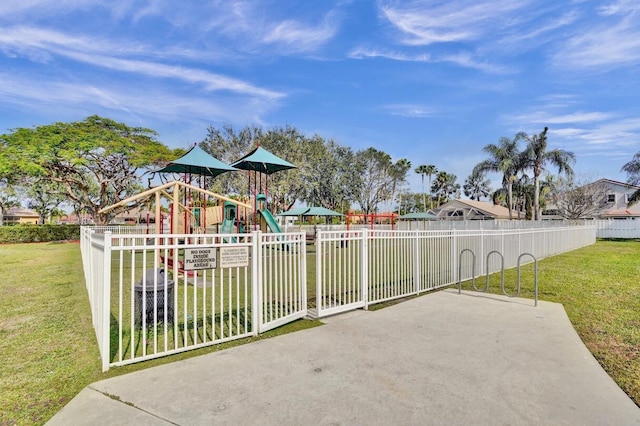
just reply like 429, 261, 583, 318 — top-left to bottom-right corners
134, 268, 174, 328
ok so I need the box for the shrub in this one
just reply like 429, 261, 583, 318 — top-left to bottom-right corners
0, 224, 81, 244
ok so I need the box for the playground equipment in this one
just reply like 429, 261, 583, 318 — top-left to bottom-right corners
99, 181, 252, 275
346, 211, 397, 230
231, 146, 296, 231
256, 193, 282, 233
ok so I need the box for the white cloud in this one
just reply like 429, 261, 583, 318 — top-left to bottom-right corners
0, 72, 277, 132
553, 7, 640, 70
0, 27, 284, 100
378, 0, 533, 46
382, 104, 437, 118
513, 111, 614, 125
262, 16, 339, 53
349, 47, 431, 62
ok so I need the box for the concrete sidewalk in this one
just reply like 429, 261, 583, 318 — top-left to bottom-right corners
48, 290, 640, 425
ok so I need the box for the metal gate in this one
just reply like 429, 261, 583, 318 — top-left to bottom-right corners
313, 230, 366, 318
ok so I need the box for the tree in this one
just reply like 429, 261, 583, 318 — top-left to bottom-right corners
474, 136, 523, 220
520, 127, 575, 220
389, 159, 412, 212
0, 116, 177, 224
415, 164, 437, 211
352, 147, 395, 221
199, 124, 262, 196
552, 177, 610, 219
0, 179, 19, 226
621, 152, 640, 206
301, 139, 358, 211
463, 171, 492, 201
431, 171, 460, 207
200, 124, 316, 213
22, 177, 67, 224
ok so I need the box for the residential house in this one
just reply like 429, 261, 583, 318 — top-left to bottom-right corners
595, 178, 640, 219
3, 207, 40, 225
433, 199, 518, 220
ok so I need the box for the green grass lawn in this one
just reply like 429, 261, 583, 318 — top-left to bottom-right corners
1, 239, 639, 424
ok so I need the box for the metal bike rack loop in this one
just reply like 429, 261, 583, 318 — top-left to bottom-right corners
485, 251, 505, 295
457, 249, 476, 294
517, 253, 539, 307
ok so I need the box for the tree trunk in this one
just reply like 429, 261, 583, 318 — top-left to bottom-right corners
534, 175, 540, 221
507, 182, 513, 220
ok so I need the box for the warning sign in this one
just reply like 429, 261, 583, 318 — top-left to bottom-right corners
183, 248, 216, 270
219, 247, 249, 268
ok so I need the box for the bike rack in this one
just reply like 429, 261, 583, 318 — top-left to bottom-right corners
457, 249, 539, 307
486, 251, 505, 295
457, 249, 476, 294
517, 253, 538, 307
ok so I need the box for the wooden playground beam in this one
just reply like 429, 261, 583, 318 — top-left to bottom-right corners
98, 180, 253, 214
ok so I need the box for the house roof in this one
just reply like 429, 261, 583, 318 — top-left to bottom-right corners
5, 208, 40, 218
601, 209, 640, 218
436, 199, 517, 220
594, 178, 640, 190
398, 212, 439, 220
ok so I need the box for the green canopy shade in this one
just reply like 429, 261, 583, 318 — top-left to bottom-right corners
231, 146, 296, 174
157, 145, 238, 177
278, 207, 311, 216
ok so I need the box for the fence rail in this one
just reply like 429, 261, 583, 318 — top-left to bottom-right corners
312, 226, 596, 318
82, 223, 596, 370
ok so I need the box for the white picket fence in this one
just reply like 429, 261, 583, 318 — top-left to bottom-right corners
81, 223, 596, 371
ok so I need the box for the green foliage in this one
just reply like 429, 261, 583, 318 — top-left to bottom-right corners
463, 170, 492, 201
0, 225, 80, 244
0, 116, 179, 224
519, 127, 575, 220
474, 135, 522, 219
431, 171, 460, 206
414, 164, 437, 210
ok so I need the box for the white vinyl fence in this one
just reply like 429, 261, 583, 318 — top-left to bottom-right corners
82, 223, 596, 370
590, 219, 640, 239
311, 226, 596, 318
81, 228, 306, 371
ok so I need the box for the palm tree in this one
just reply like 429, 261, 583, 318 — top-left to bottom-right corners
415, 164, 438, 211
519, 127, 575, 220
389, 159, 411, 212
414, 165, 428, 211
431, 171, 460, 207
621, 152, 640, 206
463, 171, 492, 201
473, 136, 523, 220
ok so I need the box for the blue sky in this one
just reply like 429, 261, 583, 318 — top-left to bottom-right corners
2, 0, 640, 195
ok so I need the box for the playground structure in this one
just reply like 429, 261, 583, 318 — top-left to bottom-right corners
99, 143, 296, 236
99, 180, 253, 235
346, 211, 397, 230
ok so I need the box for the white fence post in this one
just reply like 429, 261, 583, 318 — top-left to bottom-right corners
414, 231, 420, 294
253, 231, 262, 334
362, 230, 369, 309
100, 232, 112, 372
